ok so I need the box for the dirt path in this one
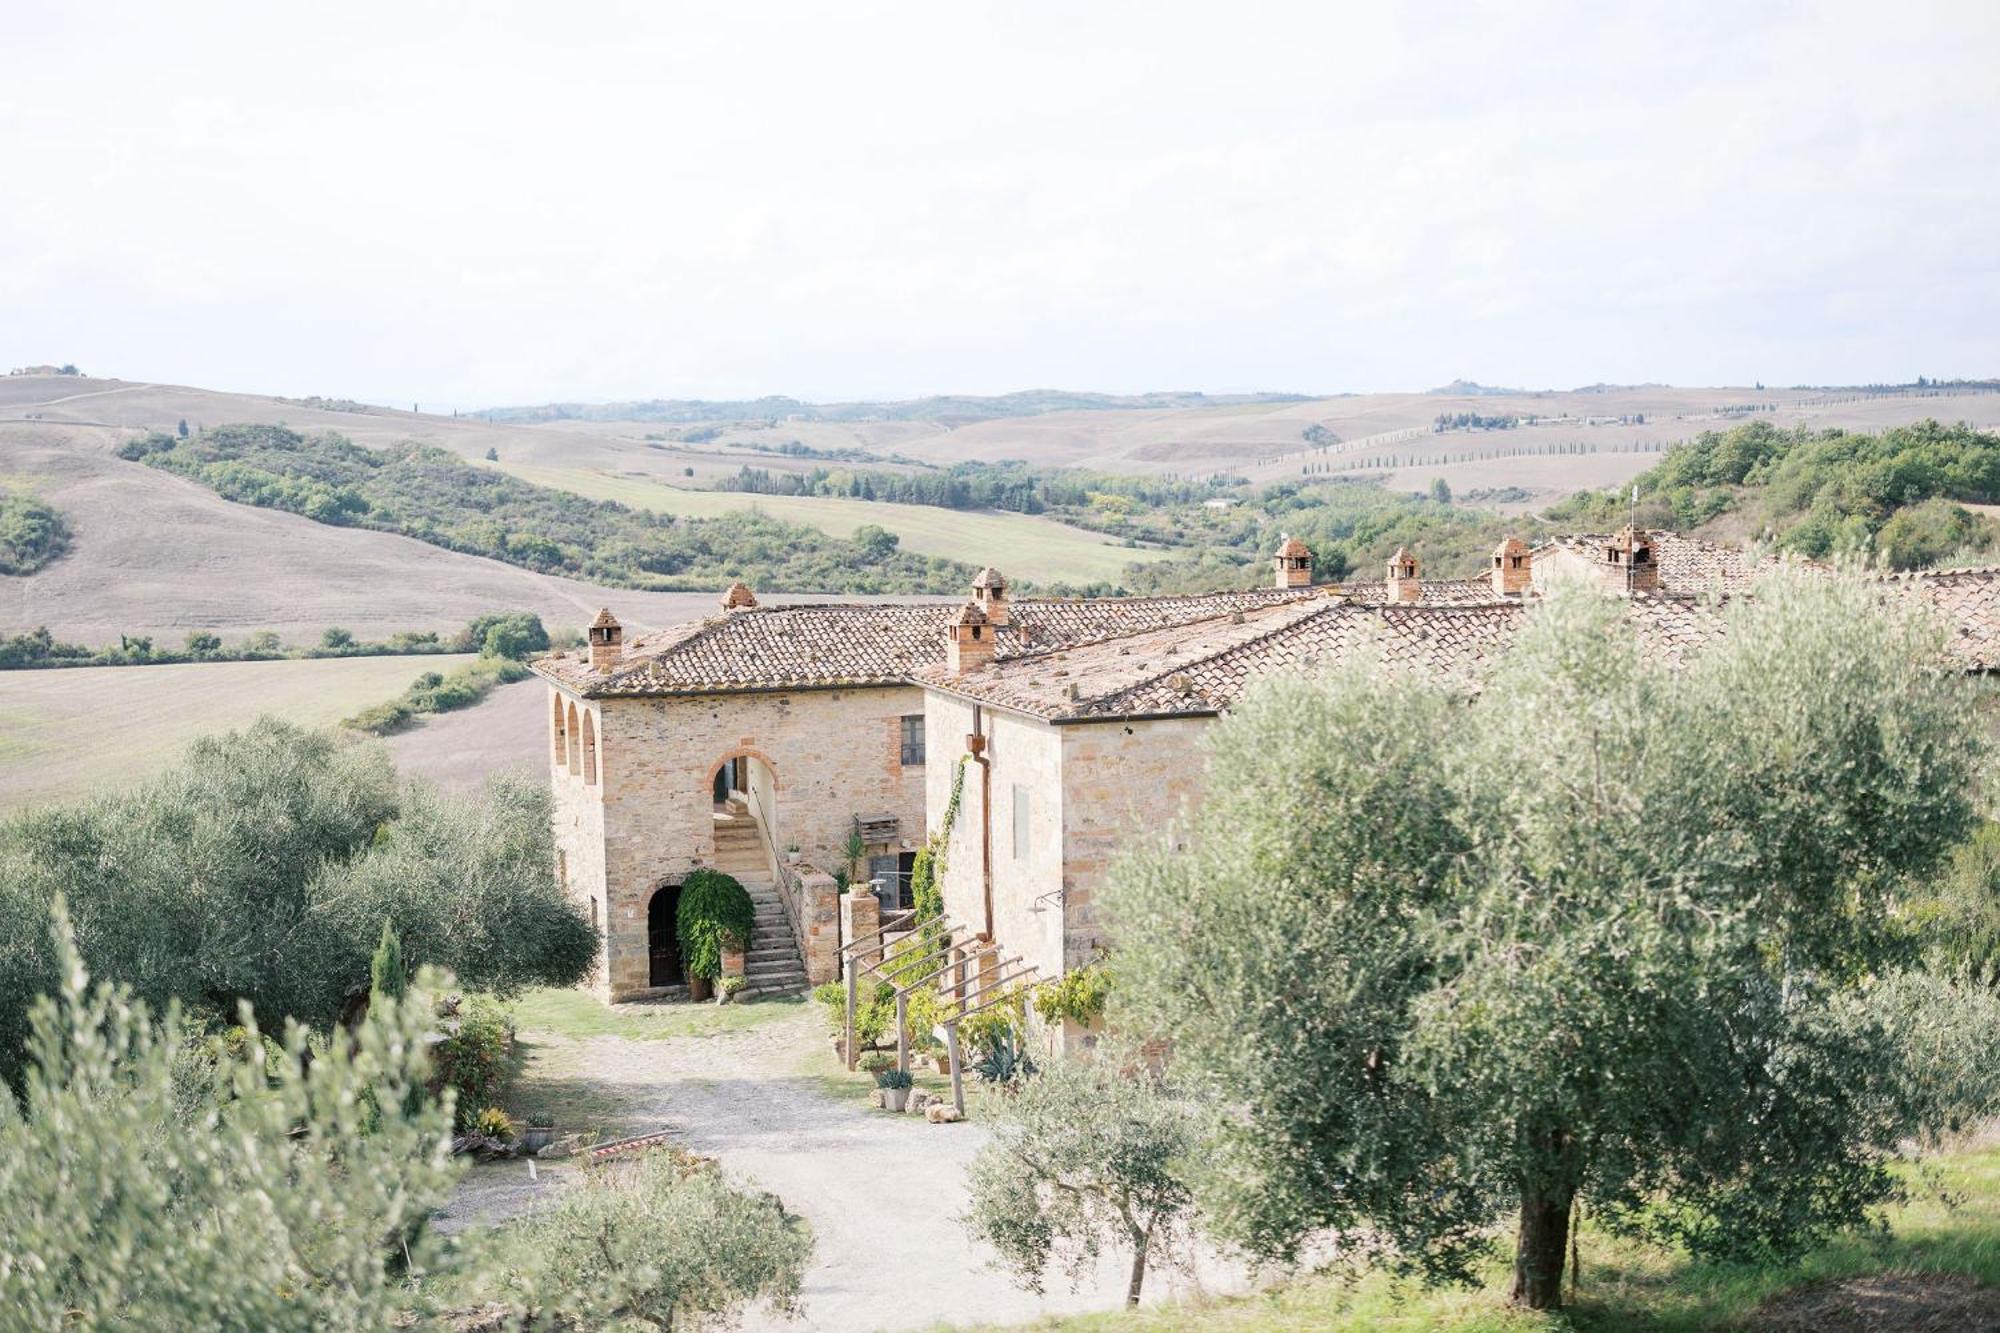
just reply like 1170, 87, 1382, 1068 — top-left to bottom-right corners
442, 1005, 1237, 1331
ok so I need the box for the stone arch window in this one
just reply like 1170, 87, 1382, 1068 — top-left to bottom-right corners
582, 710, 599, 785
552, 692, 568, 766
566, 702, 582, 777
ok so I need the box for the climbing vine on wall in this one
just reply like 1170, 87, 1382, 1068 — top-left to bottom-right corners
911, 755, 969, 932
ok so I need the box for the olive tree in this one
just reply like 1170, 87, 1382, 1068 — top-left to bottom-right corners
963, 1051, 1203, 1307
506, 1148, 812, 1327
0, 719, 595, 1081
0, 903, 463, 1328
1104, 572, 1989, 1309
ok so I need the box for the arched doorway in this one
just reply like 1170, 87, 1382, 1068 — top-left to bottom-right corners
712, 756, 749, 807
647, 884, 683, 987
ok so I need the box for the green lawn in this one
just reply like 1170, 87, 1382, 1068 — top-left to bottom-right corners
508, 985, 803, 1042
491, 461, 1170, 586
1000, 1148, 2000, 1332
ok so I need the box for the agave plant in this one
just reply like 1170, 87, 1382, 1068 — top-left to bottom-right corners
973, 1032, 1038, 1086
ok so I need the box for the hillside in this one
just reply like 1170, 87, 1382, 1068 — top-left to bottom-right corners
8, 373, 2000, 647
1552, 417, 2000, 568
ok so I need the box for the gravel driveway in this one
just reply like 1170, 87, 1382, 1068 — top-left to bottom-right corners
440, 1004, 1239, 1331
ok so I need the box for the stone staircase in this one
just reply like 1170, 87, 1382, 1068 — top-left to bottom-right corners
711, 802, 810, 998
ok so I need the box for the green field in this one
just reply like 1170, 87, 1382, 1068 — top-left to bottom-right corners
0, 654, 475, 810
493, 462, 1171, 586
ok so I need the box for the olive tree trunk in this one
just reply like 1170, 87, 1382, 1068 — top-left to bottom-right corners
1511, 1182, 1575, 1309
1125, 1220, 1154, 1308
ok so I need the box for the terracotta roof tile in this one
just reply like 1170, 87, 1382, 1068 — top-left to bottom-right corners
535, 586, 1332, 697
920, 596, 1730, 721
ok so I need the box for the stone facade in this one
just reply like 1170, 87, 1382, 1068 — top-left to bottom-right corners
549, 681, 928, 1001
923, 690, 1209, 993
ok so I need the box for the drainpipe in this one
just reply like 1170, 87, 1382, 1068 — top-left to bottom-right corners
967, 705, 994, 941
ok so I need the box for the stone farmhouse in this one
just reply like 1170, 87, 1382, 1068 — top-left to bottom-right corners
535, 532, 2000, 1022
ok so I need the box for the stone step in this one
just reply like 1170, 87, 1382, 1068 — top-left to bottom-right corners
746, 970, 807, 987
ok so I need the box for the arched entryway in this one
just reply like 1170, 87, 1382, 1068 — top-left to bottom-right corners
712, 756, 749, 807
647, 883, 683, 987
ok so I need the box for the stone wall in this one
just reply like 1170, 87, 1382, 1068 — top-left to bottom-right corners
588, 684, 928, 1001
1057, 716, 1210, 970
925, 693, 1061, 977
547, 685, 612, 997
923, 693, 1212, 981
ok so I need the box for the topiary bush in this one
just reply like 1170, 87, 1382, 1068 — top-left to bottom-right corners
677, 869, 754, 982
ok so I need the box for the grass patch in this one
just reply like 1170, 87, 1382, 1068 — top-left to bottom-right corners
342, 654, 531, 735
1003, 1148, 2000, 1332
493, 461, 1170, 587
508, 986, 803, 1042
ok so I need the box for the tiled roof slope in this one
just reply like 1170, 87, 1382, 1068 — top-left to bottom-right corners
1537, 530, 1784, 594
532, 547, 2000, 702
534, 586, 1330, 697
918, 596, 1731, 722
1885, 566, 2000, 671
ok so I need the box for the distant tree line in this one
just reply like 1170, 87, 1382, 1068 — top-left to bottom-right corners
0, 609, 562, 671
713, 458, 1241, 515
117, 424, 975, 594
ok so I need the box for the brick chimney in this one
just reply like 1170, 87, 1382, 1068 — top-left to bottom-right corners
1384, 548, 1421, 604
588, 608, 623, 672
1274, 534, 1312, 589
946, 601, 996, 675
1605, 527, 1659, 594
971, 566, 1010, 625
1491, 535, 1531, 597
721, 581, 758, 612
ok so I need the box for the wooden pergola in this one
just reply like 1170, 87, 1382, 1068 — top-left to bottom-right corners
837, 913, 1039, 1115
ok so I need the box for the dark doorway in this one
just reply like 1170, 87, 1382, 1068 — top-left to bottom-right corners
648, 885, 683, 987
711, 756, 748, 806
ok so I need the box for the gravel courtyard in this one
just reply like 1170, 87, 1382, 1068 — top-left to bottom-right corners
439, 1000, 1237, 1331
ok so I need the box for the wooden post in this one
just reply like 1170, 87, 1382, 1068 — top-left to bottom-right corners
896, 991, 910, 1074
946, 1021, 965, 1116
845, 958, 859, 1072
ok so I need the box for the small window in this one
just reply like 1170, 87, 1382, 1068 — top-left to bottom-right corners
1012, 784, 1030, 860
900, 714, 926, 766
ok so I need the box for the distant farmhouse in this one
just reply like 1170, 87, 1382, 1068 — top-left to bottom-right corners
534, 532, 2000, 1036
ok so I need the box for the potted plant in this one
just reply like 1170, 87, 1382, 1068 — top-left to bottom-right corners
785, 842, 802, 865
520, 1116, 557, 1153
677, 868, 754, 1006
876, 1067, 914, 1112
843, 821, 867, 888
718, 975, 747, 1005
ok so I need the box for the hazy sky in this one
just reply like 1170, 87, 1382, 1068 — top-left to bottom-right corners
4, 1, 1996, 407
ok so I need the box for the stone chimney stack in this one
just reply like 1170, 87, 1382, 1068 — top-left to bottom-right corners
588, 608, 623, 672
1383, 548, 1421, 604
945, 601, 996, 675
721, 581, 759, 612
1491, 535, 1531, 597
971, 566, 1010, 625
1605, 527, 1659, 594
1274, 534, 1312, 589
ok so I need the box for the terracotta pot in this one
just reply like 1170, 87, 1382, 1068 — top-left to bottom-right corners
688, 976, 713, 1002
